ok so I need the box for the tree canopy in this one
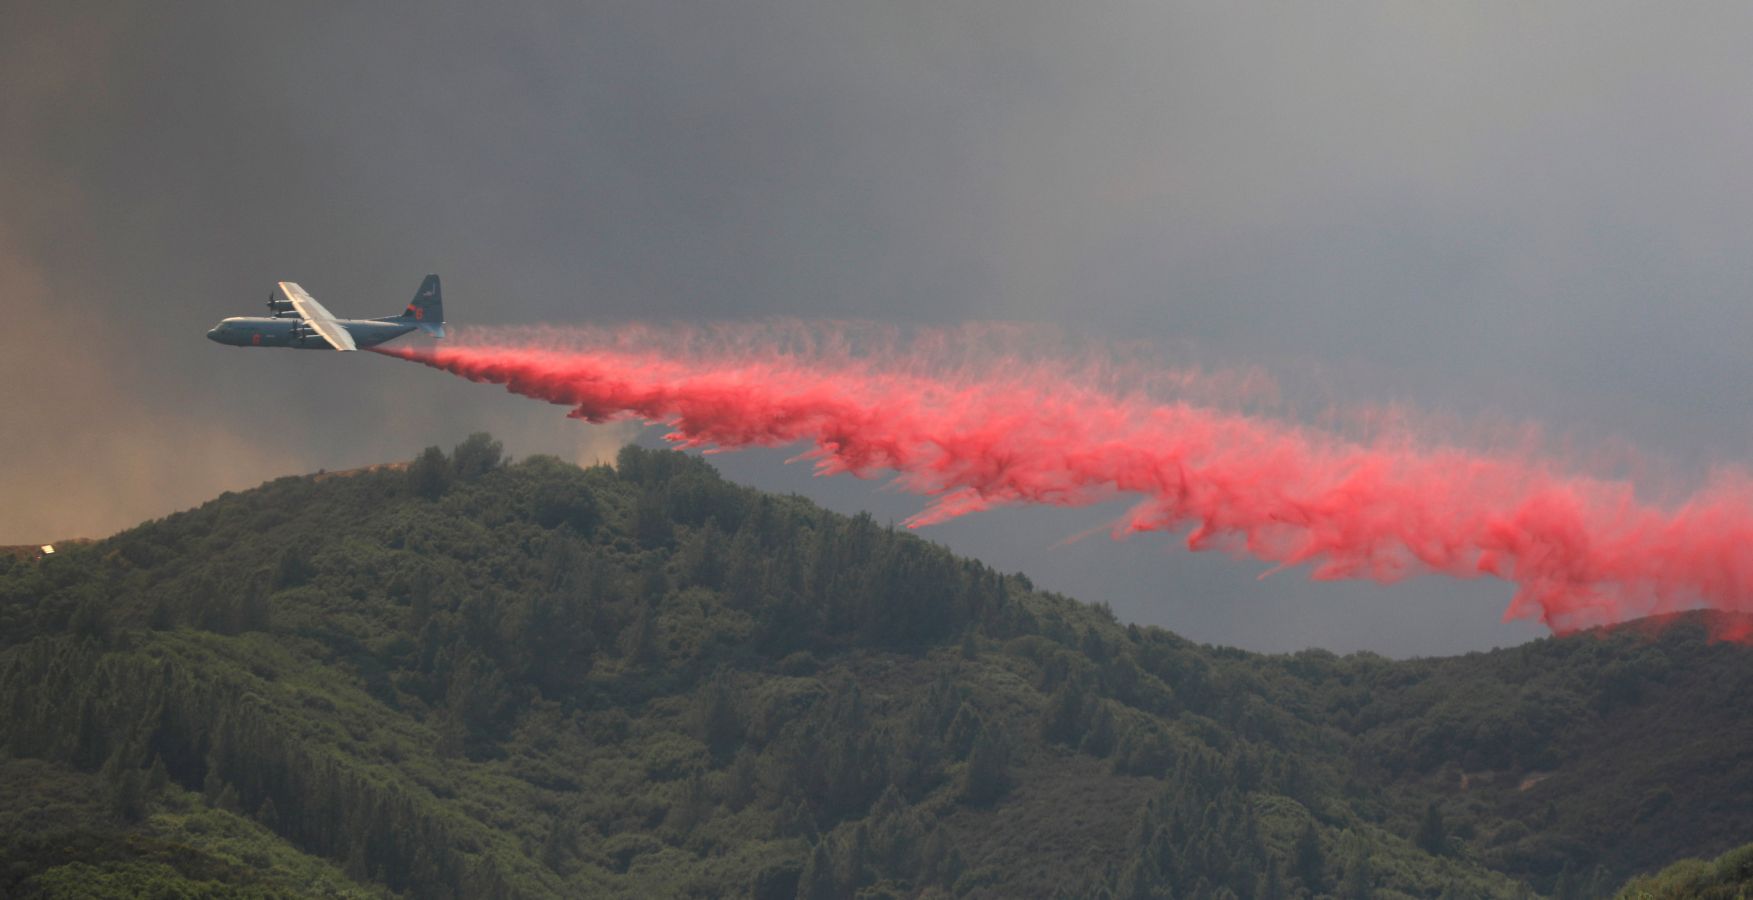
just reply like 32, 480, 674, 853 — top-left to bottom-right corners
1, 437, 1748, 898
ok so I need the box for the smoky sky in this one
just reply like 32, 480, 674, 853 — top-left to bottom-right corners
6, 2, 1753, 656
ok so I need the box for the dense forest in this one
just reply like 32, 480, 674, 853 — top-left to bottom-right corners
1, 436, 1749, 898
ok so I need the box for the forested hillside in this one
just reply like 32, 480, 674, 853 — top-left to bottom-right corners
1, 436, 1748, 898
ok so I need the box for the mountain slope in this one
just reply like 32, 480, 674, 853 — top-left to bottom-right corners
1, 436, 1747, 898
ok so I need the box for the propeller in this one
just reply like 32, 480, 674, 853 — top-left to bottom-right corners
267, 291, 297, 318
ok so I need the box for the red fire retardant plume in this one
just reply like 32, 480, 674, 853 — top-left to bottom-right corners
373, 335, 1753, 640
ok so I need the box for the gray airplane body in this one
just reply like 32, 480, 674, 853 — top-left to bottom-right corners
207, 275, 445, 351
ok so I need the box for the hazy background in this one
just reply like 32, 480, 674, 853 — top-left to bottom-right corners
6, 2, 1752, 656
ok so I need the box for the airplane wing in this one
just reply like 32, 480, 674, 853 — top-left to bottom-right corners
279, 281, 357, 351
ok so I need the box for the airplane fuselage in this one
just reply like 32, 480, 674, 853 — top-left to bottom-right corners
211, 275, 444, 351
206, 316, 416, 349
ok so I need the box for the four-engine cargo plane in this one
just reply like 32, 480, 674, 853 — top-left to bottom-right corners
207, 275, 445, 351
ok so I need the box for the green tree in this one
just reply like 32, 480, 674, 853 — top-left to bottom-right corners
409, 445, 451, 499
945, 702, 984, 760
961, 724, 1010, 805
1082, 701, 1117, 758
798, 839, 838, 900
1552, 865, 1580, 900
1341, 838, 1374, 899
145, 754, 169, 795
621, 601, 660, 668
535, 480, 601, 533
272, 547, 314, 591
240, 578, 273, 632
1293, 820, 1326, 893
451, 432, 504, 480
1115, 856, 1168, 900
541, 817, 574, 873
69, 599, 111, 641
633, 490, 675, 549
1040, 677, 1087, 747
1416, 801, 1448, 857
697, 672, 744, 763
216, 782, 242, 813
1260, 856, 1286, 900
111, 765, 146, 822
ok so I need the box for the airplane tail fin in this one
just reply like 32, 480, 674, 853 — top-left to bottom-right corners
398, 274, 445, 338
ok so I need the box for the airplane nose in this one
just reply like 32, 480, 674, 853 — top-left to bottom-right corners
206, 328, 221, 342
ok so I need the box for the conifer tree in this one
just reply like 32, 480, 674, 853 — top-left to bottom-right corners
146, 754, 170, 794
945, 702, 984, 760
797, 839, 838, 900
1552, 865, 1580, 900
1416, 800, 1447, 856
1293, 820, 1326, 893
838, 821, 870, 892
1260, 856, 1286, 900
1114, 856, 1160, 900
541, 816, 572, 873
698, 671, 744, 763
1082, 701, 1118, 758
112, 765, 146, 822
408, 446, 450, 499
216, 782, 242, 813
633, 490, 675, 549
257, 796, 280, 830
147, 597, 175, 630
961, 724, 1010, 805
1341, 839, 1374, 899
621, 602, 660, 668
451, 432, 505, 480
1040, 677, 1088, 746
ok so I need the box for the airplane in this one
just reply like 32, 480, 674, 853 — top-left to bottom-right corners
206, 275, 446, 351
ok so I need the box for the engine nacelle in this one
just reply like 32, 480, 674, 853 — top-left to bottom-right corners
266, 298, 295, 313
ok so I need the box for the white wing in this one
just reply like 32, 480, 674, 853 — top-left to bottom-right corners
279, 281, 357, 351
